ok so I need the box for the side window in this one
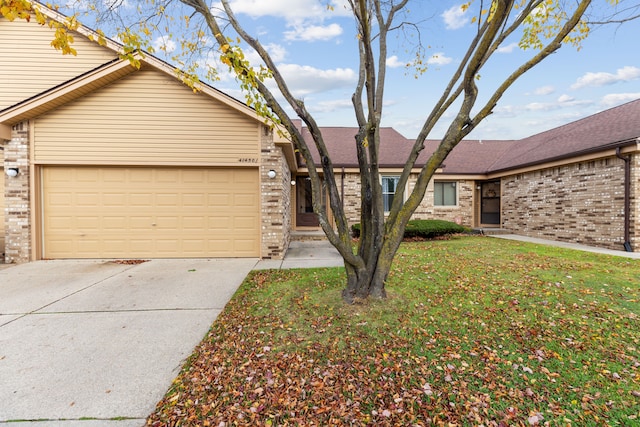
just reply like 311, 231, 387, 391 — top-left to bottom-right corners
381, 176, 401, 212
434, 181, 457, 206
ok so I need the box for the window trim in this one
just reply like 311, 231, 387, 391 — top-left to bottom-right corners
434, 180, 458, 207
381, 175, 404, 213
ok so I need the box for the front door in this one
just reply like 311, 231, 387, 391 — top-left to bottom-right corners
296, 176, 320, 227
480, 180, 501, 225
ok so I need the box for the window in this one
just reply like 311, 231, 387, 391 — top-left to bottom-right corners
434, 181, 457, 206
381, 176, 401, 212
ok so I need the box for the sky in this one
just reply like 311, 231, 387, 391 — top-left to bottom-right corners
79, 0, 640, 141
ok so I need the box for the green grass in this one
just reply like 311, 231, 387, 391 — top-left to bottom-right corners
148, 236, 639, 427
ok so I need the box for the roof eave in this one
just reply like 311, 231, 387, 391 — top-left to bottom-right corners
488, 137, 640, 174
0, 58, 135, 125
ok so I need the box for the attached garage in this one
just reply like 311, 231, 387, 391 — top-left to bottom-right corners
42, 166, 260, 258
2, 49, 294, 264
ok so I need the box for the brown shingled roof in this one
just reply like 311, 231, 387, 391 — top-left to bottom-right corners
488, 98, 640, 172
298, 98, 640, 175
301, 127, 514, 174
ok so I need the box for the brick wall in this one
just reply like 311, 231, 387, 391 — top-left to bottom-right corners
260, 125, 291, 259
411, 178, 474, 226
502, 156, 629, 251
4, 121, 31, 263
339, 172, 474, 227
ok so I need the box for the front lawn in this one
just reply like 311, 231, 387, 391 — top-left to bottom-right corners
147, 236, 639, 426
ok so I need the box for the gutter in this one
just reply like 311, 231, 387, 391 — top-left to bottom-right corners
615, 147, 633, 252
489, 138, 638, 175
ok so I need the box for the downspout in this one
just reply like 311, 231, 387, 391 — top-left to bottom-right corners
615, 147, 632, 252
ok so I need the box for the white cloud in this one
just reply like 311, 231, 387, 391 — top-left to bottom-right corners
571, 66, 640, 89
218, 0, 351, 24
557, 94, 574, 103
244, 43, 288, 65
442, 5, 469, 30
525, 102, 553, 112
600, 92, 640, 107
284, 23, 343, 41
427, 52, 452, 66
101, 0, 131, 8
386, 53, 451, 69
152, 35, 176, 53
313, 98, 353, 113
497, 42, 518, 54
273, 63, 357, 97
534, 85, 555, 95
386, 55, 406, 68
525, 97, 591, 112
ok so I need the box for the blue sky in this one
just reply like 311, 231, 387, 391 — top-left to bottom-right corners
111, 0, 640, 140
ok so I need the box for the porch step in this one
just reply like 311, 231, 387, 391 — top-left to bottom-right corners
290, 230, 328, 241
473, 228, 511, 236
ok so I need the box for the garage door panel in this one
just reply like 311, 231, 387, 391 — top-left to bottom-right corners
43, 167, 259, 258
131, 193, 154, 206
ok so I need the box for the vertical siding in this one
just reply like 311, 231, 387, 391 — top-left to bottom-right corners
34, 69, 260, 165
0, 17, 116, 110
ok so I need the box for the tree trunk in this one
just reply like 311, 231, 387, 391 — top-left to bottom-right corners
341, 240, 398, 304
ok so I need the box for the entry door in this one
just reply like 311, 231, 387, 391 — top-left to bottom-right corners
295, 176, 321, 227
480, 181, 501, 225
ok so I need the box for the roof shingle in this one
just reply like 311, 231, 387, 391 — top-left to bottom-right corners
298, 98, 640, 174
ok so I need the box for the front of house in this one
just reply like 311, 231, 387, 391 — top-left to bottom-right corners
2, 4, 639, 264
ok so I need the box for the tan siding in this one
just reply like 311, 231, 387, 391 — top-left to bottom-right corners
42, 166, 260, 258
0, 17, 116, 110
34, 69, 260, 165
0, 170, 4, 254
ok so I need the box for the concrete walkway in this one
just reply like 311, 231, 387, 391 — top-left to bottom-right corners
255, 240, 344, 270
492, 234, 640, 259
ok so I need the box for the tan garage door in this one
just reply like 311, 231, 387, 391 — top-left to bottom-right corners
0, 170, 4, 255
42, 167, 260, 258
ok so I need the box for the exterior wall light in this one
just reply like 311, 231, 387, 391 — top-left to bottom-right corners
291, 180, 296, 186
267, 170, 276, 179
6, 168, 19, 177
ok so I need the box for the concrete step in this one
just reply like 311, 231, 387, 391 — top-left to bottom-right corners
290, 230, 328, 241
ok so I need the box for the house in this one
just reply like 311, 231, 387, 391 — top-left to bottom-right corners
299, 99, 639, 252
1, 4, 296, 263
2, 4, 639, 264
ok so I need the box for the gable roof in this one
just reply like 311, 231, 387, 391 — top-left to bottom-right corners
302, 128, 514, 174
489, 98, 640, 172
300, 99, 640, 175
0, 2, 262, 125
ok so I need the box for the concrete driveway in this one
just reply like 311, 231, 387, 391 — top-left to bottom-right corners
0, 258, 257, 426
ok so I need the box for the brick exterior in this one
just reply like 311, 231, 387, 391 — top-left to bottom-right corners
4, 121, 31, 263
502, 156, 631, 251
411, 177, 474, 226
260, 125, 291, 259
338, 172, 474, 227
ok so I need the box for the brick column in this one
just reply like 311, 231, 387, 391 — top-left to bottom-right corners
4, 121, 31, 263
260, 124, 291, 259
